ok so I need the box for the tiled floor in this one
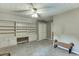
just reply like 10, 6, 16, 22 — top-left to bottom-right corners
3, 39, 79, 56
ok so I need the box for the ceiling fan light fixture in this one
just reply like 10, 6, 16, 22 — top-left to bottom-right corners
32, 13, 38, 18
31, 9, 35, 12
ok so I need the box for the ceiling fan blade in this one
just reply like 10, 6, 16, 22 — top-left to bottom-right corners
30, 3, 35, 8
13, 3, 36, 13
13, 9, 30, 12
37, 6, 53, 11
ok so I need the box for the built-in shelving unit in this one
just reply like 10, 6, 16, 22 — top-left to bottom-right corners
0, 26, 14, 34
0, 20, 36, 36
16, 22, 36, 34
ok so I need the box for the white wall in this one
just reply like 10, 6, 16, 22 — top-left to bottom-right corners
51, 8, 79, 54
0, 11, 37, 23
52, 8, 79, 40
0, 11, 37, 48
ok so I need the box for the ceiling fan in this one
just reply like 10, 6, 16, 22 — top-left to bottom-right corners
30, 3, 40, 18
13, 3, 52, 18
13, 3, 41, 18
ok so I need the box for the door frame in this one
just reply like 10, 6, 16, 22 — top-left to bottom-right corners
37, 20, 47, 40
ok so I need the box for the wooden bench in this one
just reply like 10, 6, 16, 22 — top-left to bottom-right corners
0, 52, 11, 56
0, 49, 11, 56
0, 46, 12, 56
54, 40, 74, 54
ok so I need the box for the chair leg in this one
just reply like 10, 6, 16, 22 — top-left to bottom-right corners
69, 48, 72, 54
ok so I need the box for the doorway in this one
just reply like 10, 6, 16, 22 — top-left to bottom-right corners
38, 22, 47, 40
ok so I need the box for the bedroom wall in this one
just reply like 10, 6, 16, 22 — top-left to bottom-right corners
0, 11, 37, 48
52, 9, 79, 38
51, 8, 79, 44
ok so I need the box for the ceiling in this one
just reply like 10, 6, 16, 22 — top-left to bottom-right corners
0, 3, 79, 19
